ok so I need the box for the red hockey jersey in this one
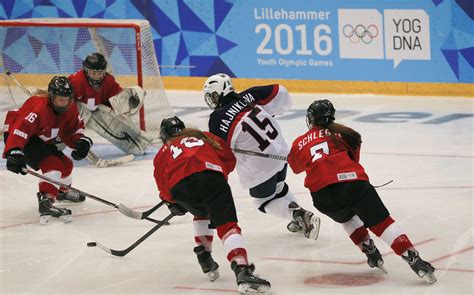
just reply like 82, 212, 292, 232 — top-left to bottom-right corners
3, 95, 85, 156
288, 126, 369, 192
68, 70, 122, 111
153, 132, 236, 203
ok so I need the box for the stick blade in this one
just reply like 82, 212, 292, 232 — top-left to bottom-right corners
95, 154, 134, 168
94, 241, 112, 254
95, 241, 126, 257
117, 203, 143, 219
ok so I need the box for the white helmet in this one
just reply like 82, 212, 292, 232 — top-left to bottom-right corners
203, 73, 234, 109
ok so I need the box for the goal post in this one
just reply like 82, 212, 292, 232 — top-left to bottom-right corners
0, 18, 174, 139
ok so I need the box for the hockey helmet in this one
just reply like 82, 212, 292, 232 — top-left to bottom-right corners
82, 53, 107, 86
160, 116, 186, 142
203, 73, 235, 109
48, 76, 74, 114
306, 99, 336, 128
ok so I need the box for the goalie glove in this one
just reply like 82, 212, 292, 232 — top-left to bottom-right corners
109, 86, 146, 116
128, 86, 146, 115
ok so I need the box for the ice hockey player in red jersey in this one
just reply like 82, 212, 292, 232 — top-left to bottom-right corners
3, 76, 93, 224
68, 52, 122, 109
203, 73, 320, 240
288, 99, 436, 284
68, 53, 151, 156
153, 116, 271, 294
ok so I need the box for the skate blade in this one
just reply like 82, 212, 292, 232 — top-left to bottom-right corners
307, 216, 321, 240
55, 199, 85, 204
39, 215, 50, 225
207, 269, 220, 282
420, 271, 437, 284
377, 264, 388, 274
238, 283, 271, 294
60, 215, 73, 223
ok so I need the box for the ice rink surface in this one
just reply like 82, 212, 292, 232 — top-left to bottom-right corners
0, 90, 473, 294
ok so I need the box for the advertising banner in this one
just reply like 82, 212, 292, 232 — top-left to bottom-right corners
1, 0, 472, 84
212, 1, 472, 83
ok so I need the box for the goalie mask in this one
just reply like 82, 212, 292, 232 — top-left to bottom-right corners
306, 99, 336, 128
48, 76, 74, 114
83, 53, 107, 87
203, 73, 235, 109
160, 116, 185, 142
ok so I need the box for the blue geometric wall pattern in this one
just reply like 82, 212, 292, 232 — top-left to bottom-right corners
0, 0, 238, 77
0, 1, 472, 82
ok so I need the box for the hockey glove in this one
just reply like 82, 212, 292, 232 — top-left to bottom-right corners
166, 202, 187, 216
71, 136, 93, 160
129, 89, 141, 109
6, 148, 27, 175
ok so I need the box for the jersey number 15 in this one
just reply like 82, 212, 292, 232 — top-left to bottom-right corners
241, 108, 278, 151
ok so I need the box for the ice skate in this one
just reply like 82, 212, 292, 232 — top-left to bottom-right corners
37, 193, 72, 224
56, 190, 86, 203
361, 239, 387, 273
402, 249, 437, 284
231, 261, 271, 294
193, 246, 220, 282
286, 220, 303, 233
290, 202, 320, 240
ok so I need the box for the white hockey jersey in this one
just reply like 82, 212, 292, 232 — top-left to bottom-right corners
208, 84, 291, 189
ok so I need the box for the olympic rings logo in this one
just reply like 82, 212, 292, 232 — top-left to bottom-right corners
342, 24, 379, 44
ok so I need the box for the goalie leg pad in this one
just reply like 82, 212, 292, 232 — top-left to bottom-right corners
78, 103, 93, 125
86, 105, 154, 155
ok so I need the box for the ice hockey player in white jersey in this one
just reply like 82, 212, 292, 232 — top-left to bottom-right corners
203, 73, 321, 239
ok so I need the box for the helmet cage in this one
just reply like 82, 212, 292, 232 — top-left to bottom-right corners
204, 91, 222, 110
203, 73, 234, 110
306, 99, 336, 129
160, 116, 186, 142
82, 53, 107, 87
83, 67, 106, 87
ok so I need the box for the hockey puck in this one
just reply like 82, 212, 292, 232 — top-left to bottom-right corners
87, 242, 97, 247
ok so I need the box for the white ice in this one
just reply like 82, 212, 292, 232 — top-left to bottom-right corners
0, 91, 473, 294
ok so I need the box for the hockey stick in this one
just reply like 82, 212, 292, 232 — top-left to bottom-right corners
23, 168, 167, 224
93, 213, 174, 257
3, 70, 133, 168
373, 180, 394, 188
117, 201, 165, 220
86, 150, 134, 168
233, 148, 395, 188
232, 148, 288, 161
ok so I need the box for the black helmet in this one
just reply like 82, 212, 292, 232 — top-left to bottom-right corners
82, 53, 107, 86
48, 76, 74, 113
160, 116, 185, 142
83, 53, 107, 70
306, 99, 336, 128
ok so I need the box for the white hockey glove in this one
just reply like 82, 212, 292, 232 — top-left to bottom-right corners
109, 86, 146, 116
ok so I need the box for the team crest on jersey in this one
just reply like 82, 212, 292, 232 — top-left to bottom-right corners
39, 128, 59, 142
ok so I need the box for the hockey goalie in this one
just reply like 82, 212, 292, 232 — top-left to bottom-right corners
68, 53, 153, 156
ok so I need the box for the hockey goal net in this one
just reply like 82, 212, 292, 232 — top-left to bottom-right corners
0, 18, 174, 139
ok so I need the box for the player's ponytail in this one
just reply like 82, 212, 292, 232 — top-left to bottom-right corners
170, 128, 223, 150
33, 89, 49, 97
326, 122, 362, 150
